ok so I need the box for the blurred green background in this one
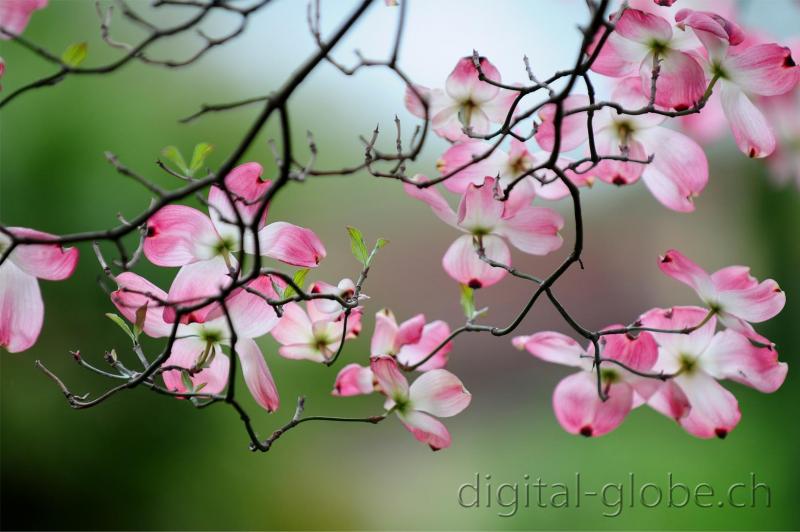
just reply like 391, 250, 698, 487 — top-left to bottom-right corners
1, 0, 798, 529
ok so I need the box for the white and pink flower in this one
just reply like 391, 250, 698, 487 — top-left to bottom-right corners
405, 175, 564, 288
589, 7, 709, 110
370, 355, 471, 450
675, 8, 799, 157
405, 56, 516, 142
110, 271, 281, 411
0, 227, 78, 353
658, 249, 785, 341
270, 300, 360, 363
538, 78, 709, 212
143, 162, 325, 322
640, 306, 787, 438
513, 328, 659, 437
0, 0, 48, 38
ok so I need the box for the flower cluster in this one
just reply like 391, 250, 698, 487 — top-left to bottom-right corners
1, 0, 796, 454
513, 250, 787, 439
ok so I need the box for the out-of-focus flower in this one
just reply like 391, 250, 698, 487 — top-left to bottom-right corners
405, 56, 516, 141
0, 227, 78, 353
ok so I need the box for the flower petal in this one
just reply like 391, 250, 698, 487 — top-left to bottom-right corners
370, 308, 399, 356
278, 343, 326, 363
271, 302, 313, 346
646, 379, 691, 420
437, 141, 506, 194
111, 272, 172, 338
251, 221, 326, 267
638, 126, 708, 212
332, 363, 375, 397
512, 331, 587, 368
639, 306, 717, 363
403, 175, 459, 228
615, 8, 673, 44
236, 337, 279, 412
725, 43, 799, 97
657, 249, 715, 299
396, 313, 425, 348
642, 49, 707, 110
398, 410, 452, 451
208, 162, 271, 238
496, 205, 564, 255
163, 257, 232, 324
719, 80, 776, 158
370, 355, 409, 401
442, 234, 509, 289
715, 277, 785, 324
219, 275, 280, 339
144, 205, 219, 267
162, 338, 229, 396
0, 261, 42, 353
702, 330, 787, 393
552, 372, 633, 437
7, 227, 79, 280
396, 320, 453, 371
0, 0, 48, 38
675, 372, 741, 439
599, 328, 658, 372
409, 369, 471, 417
457, 177, 504, 232
535, 95, 591, 152
445, 56, 500, 103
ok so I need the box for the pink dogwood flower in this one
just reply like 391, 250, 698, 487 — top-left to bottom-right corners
270, 300, 360, 363
110, 271, 281, 411
0, 0, 48, 38
537, 79, 708, 211
331, 309, 454, 397
405, 175, 564, 288
0, 228, 78, 353
306, 277, 362, 318
143, 162, 325, 321
676, 8, 799, 157
405, 56, 516, 141
370, 355, 471, 450
437, 139, 593, 199
590, 7, 708, 110
371, 308, 453, 370
658, 249, 785, 340
332, 363, 376, 397
760, 39, 800, 187
640, 306, 787, 438
513, 328, 659, 437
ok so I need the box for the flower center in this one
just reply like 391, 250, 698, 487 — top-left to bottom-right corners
600, 368, 620, 384
679, 353, 697, 374
214, 236, 236, 257
648, 39, 670, 55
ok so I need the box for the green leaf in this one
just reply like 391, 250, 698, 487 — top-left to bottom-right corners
375, 238, 389, 250
105, 313, 135, 343
61, 42, 88, 67
181, 372, 194, 393
283, 268, 310, 299
459, 284, 475, 319
160, 146, 189, 175
133, 304, 148, 340
189, 143, 214, 175
346, 226, 369, 265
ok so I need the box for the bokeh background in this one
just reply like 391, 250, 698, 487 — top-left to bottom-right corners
1, 0, 799, 529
